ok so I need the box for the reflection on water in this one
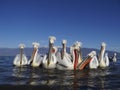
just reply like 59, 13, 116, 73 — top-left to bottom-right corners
0, 56, 120, 89
12, 67, 28, 78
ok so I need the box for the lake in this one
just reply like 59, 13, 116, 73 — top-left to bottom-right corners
0, 56, 120, 90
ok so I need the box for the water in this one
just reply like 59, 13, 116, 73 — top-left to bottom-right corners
0, 56, 120, 90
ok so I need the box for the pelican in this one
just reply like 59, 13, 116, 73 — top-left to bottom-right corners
42, 36, 57, 69
28, 42, 42, 67
56, 41, 82, 70
77, 51, 96, 70
112, 53, 117, 63
70, 41, 83, 70
89, 51, 99, 69
98, 42, 109, 68
56, 40, 73, 70
13, 44, 28, 66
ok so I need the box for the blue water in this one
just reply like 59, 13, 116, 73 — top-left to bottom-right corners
0, 56, 120, 90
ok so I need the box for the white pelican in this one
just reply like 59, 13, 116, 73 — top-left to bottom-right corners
70, 41, 83, 70
42, 36, 57, 69
98, 42, 110, 68
112, 53, 117, 63
28, 42, 42, 67
13, 44, 28, 66
56, 41, 82, 70
77, 51, 96, 70
56, 40, 73, 70
89, 51, 99, 69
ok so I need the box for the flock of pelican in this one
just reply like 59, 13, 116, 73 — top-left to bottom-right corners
13, 36, 117, 70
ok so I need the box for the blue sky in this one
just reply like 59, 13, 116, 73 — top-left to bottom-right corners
0, 0, 120, 52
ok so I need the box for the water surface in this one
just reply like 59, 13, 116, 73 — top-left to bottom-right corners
0, 56, 120, 90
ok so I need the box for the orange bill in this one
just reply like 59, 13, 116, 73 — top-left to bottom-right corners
78, 56, 92, 70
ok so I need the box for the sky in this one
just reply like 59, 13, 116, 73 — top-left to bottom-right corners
0, 0, 120, 52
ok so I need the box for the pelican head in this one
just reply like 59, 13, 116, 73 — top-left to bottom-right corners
19, 44, 25, 49
70, 41, 82, 57
62, 40, 67, 44
49, 36, 56, 44
102, 42, 106, 46
32, 42, 40, 49
73, 41, 82, 51
100, 42, 106, 56
62, 40, 67, 49
101, 42, 106, 49
75, 41, 82, 47
88, 51, 96, 57
114, 53, 117, 56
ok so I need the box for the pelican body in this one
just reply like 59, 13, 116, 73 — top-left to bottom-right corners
13, 44, 28, 66
42, 36, 57, 69
28, 42, 42, 67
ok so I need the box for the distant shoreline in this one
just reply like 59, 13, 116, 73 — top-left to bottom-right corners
0, 47, 119, 58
